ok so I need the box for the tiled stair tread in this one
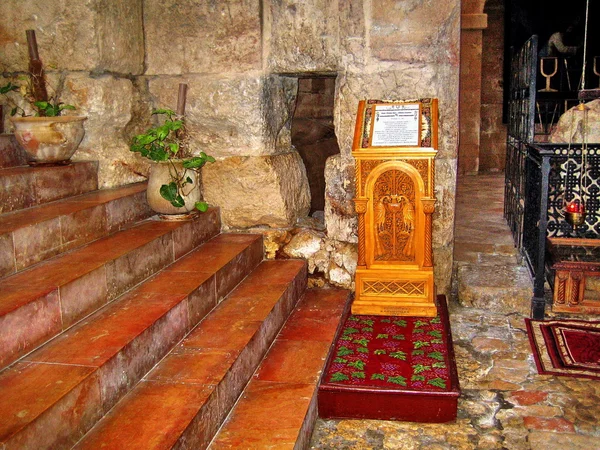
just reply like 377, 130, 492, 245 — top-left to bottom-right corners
0, 182, 152, 280
210, 289, 349, 449
0, 161, 99, 214
73, 260, 309, 450
0, 210, 221, 372
0, 233, 263, 449
0, 134, 27, 168
0, 213, 216, 315
0, 182, 147, 234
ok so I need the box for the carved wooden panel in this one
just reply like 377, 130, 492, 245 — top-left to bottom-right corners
372, 169, 416, 262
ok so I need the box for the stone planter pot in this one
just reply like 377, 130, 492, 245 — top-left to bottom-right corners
147, 160, 202, 218
10, 116, 87, 165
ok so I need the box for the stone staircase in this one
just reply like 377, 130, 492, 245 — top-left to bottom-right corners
453, 174, 533, 316
0, 134, 350, 449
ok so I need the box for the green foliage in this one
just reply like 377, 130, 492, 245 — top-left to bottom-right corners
411, 374, 425, 382
387, 376, 407, 386
413, 328, 424, 334
348, 360, 365, 370
357, 347, 369, 354
393, 320, 407, 327
374, 349, 387, 355
371, 373, 385, 380
389, 351, 407, 361
381, 319, 391, 323
343, 327, 359, 336
348, 316, 360, 322
333, 357, 347, 364
0, 80, 76, 117
392, 334, 405, 340
428, 330, 443, 338
362, 327, 374, 333
415, 320, 429, 328
431, 317, 441, 324
376, 333, 388, 339
428, 351, 444, 361
330, 372, 349, 382
432, 362, 446, 369
360, 319, 374, 326
336, 346, 354, 357
412, 364, 431, 374
427, 377, 447, 388
412, 349, 424, 356
340, 335, 352, 341
431, 339, 444, 344
130, 109, 215, 212
351, 371, 365, 379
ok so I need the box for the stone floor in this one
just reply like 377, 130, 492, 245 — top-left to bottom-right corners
309, 173, 600, 449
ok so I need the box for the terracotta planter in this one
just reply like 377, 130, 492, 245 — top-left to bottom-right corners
10, 116, 87, 165
147, 160, 202, 217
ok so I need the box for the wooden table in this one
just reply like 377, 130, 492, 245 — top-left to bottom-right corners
547, 238, 600, 314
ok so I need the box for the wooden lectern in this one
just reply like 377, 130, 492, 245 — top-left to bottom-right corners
352, 99, 438, 317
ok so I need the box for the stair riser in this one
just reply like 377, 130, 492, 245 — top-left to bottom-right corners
0, 134, 28, 168
0, 161, 99, 214
0, 190, 151, 279
2, 363, 103, 450
177, 272, 308, 449
214, 239, 265, 301
0, 211, 221, 371
5, 237, 260, 449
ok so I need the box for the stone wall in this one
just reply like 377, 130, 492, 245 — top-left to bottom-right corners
0, 0, 460, 295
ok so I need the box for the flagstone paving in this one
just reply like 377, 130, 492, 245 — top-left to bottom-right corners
310, 174, 600, 449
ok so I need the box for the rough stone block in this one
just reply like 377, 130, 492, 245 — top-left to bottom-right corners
144, 0, 261, 75
203, 152, 310, 228
0, 0, 142, 74
324, 154, 357, 243
370, 0, 460, 64
267, 0, 339, 72
64, 74, 144, 189
148, 75, 296, 159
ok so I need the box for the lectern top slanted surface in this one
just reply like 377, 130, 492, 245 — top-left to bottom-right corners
352, 99, 438, 317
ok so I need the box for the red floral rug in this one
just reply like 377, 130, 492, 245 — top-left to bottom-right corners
526, 318, 600, 380
319, 295, 460, 422
323, 310, 452, 391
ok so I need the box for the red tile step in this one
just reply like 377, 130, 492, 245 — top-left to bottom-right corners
210, 288, 351, 449
0, 232, 264, 450
0, 208, 221, 371
0, 182, 153, 279
72, 260, 311, 450
0, 160, 99, 214
0, 134, 28, 168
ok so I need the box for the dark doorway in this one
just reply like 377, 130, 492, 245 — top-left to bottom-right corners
291, 76, 340, 216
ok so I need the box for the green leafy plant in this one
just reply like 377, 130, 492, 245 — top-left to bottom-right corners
412, 364, 431, 374
336, 346, 354, 357
392, 334, 405, 340
0, 79, 75, 117
393, 320, 407, 327
348, 360, 365, 370
387, 376, 407, 386
330, 372, 349, 382
389, 351, 407, 360
428, 351, 444, 361
353, 338, 369, 347
352, 371, 365, 379
130, 109, 215, 212
411, 374, 425, 382
362, 327, 374, 333
357, 347, 369, 354
374, 349, 387, 355
427, 377, 447, 389
371, 373, 385, 380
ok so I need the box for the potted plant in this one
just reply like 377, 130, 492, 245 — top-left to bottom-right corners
130, 108, 215, 218
1, 77, 86, 166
